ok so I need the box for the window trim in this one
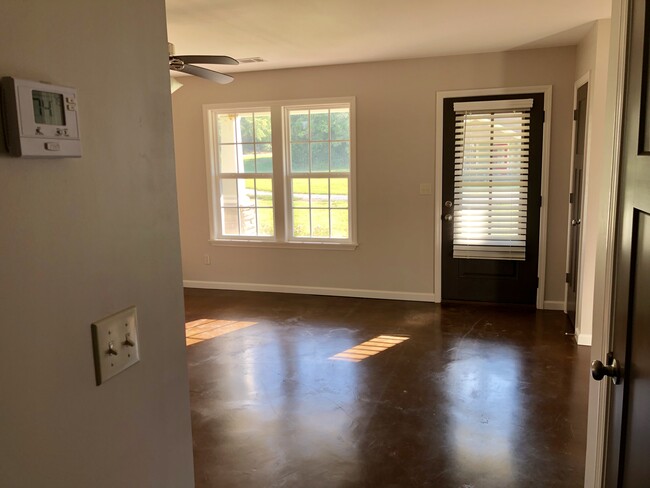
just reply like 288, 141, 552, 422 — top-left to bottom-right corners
203, 97, 357, 248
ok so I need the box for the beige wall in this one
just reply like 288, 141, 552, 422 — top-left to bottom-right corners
574, 20, 612, 345
174, 47, 576, 303
0, 1, 194, 487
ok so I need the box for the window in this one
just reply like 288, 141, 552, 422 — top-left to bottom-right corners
207, 109, 274, 239
286, 105, 351, 240
452, 99, 532, 261
204, 98, 356, 248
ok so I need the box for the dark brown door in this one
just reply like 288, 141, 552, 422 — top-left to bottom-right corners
441, 93, 544, 303
600, 1, 650, 485
567, 83, 589, 327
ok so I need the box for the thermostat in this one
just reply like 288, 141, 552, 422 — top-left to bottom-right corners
1, 77, 81, 158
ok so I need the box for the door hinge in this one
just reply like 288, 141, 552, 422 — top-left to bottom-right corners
573, 109, 579, 121
566, 272, 571, 283
569, 192, 574, 204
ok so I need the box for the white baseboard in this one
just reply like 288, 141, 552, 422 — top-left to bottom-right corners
577, 333, 592, 346
543, 300, 565, 310
183, 280, 436, 303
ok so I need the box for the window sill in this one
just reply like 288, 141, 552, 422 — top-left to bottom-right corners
209, 239, 358, 251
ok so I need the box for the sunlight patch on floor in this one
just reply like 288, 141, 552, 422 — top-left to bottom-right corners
329, 335, 409, 362
185, 318, 257, 346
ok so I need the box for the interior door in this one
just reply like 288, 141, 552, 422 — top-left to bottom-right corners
441, 93, 544, 304
597, 1, 650, 485
567, 83, 589, 327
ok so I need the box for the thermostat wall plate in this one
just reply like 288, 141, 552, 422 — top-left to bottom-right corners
1, 77, 82, 158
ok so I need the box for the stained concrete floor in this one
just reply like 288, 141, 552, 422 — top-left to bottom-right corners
184, 289, 590, 488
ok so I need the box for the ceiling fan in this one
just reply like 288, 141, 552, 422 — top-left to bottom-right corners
168, 42, 239, 85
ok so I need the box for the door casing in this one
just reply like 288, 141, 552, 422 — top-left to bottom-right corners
583, 1, 629, 487
434, 86, 553, 308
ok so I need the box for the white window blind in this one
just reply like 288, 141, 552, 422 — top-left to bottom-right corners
452, 98, 533, 261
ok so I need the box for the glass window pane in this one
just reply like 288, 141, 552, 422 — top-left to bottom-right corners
310, 178, 329, 208
238, 179, 255, 207
237, 113, 254, 143
222, 207, 239, 235
331, 209, 349, 238
239, 208, 257, 235
291, 143, 309, 172
290, 111, 309, 141
330, 109, 350, 140
219, 144, 238, 173
255, 179, 273, 208
311, 142, 329, 172
293, 209, 310, 237
331, 141, 350, 172
257, 208, 274, 236
330, 178, 348, 208
310, 110, 329, 141
255, 143, 272, 173
242, 143, 255, 173
254, 112, 272, 143
292, 178, 309, 208
311, 209, 330, 237
217, 114, 236, 144
220, 179, 238, 207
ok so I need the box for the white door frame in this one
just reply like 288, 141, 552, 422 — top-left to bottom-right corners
584, 1, 629, 486
434, 86, 553, 308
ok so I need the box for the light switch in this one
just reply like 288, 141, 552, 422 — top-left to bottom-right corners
91, 306, 140, 385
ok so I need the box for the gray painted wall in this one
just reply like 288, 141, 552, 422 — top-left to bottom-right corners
173, 47, 576, 304
0, 1, 194, 486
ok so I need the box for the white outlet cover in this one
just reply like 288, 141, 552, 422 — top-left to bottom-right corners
91, 306, 140, 385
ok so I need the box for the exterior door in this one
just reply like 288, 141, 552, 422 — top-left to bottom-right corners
598, 1, 650, 485
441, 93, 544, 303
567, 83, 589, 327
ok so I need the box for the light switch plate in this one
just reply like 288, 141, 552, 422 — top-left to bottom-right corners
91, 306, 140, 385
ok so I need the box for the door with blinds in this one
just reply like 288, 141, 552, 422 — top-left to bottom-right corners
441, 93, 544, 303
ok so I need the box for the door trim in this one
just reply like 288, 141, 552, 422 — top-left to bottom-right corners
434, 86, 552, 308
564, 73, 591, 340
584, 1, 629, 487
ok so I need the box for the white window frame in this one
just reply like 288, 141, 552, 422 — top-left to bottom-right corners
203, 97, 357, 250
282, 101, 357, 245
204, 106, 275, 242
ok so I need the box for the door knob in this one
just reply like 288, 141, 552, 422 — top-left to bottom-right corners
591, 353, 621, 384
444, 214, 453, 222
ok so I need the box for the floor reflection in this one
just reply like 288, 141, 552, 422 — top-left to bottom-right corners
445, 341, 521, 485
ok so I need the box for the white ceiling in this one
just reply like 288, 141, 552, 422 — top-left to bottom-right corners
166, 0, 612, 74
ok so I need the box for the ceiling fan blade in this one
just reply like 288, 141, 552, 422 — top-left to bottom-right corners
173, 55, 239, 65
179, 64, 234, 84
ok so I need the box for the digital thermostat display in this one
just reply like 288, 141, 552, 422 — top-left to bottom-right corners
1, 77, 81, 158
32, 90, 66, 126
